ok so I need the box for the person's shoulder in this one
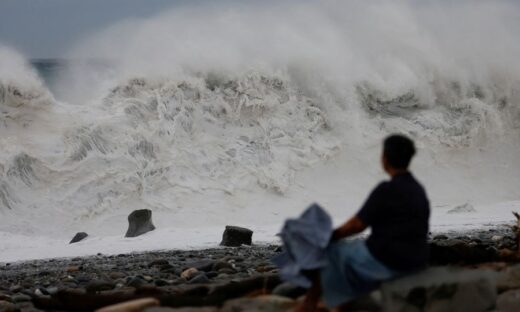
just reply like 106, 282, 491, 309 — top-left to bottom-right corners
373, 180, 390, 194
409, 173, 426, 190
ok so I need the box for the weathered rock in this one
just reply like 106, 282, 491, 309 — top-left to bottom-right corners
0, 292, 11, 301
492, 235, 504, 242
109, 272, 127, 280
95, 298, 160, 312
220, 226, 253, 247
188, 274, 210, 284
125, 209, 155, 238
212, 261, 234, 272
184, 260, 215, 272
70, 232, 88, 244
497, 289, 520, 312
381, 267, 497, 312
154, 279, 169, 287
67, 265, 81, 273
181, 268, 199, 281
148, 259, 169, 268
221, 295, 295, 312
272, 282, 306, 299
0, 301, 16, 312
496, 264, 520, 292
11, 293, 32, 303
127, 276, 147, 288
86, 280, 116, 293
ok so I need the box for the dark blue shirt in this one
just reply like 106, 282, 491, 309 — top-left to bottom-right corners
357, 172, 430, 271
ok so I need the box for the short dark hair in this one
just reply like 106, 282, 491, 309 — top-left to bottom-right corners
383, 134, 416, 169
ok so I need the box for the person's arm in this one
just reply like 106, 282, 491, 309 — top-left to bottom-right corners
330, 216, 367, 241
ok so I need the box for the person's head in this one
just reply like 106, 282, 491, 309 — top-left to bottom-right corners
382, 134, 416, 175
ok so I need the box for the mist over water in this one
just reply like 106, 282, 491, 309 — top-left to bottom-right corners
1, 0, 520, 241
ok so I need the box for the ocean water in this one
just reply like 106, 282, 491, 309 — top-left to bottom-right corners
1, 0, 520, 261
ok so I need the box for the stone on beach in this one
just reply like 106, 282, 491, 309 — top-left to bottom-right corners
381, 267, 497, 312
125, 209, 156, 238
95, 298, 160, 312
0, 301, 16, 312
70, 232, 88, 244
180, 268, 200, 280
220, 295, 295, 312
220, 226, 253, 247
497, 289, 520, 312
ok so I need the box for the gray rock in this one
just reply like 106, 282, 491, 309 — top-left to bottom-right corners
381, 267, 497, 312
497, 289, 520, 312
127, 276, 147, 288
85, 280, 115, 293
69, 232, 88, 244
184, 260, 215, 272
125, 209, 156, 238
497, 264, 520, 292
0, 300, 16, 312
220, 226, 253, 247
188, 274, 210, 284
0, 292, 11, 301
148, 259, 169, 268
221, 295, 295, 312
109, 272, 127, 280
11, 293, 31, 303
154, 279, 169, 286
206, 271, 218, 279
272, 282, 306, 299
212, 261, 234, 271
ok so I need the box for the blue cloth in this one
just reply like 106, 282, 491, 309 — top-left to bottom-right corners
321, 239, 399, 308
271, 203, 333, 288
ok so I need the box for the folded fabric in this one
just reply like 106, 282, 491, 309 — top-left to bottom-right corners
272, 203, 333, 288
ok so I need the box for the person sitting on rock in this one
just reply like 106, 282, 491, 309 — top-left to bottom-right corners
297, 134, 430, 312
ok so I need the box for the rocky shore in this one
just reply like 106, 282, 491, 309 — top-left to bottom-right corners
1, 225, 520, 311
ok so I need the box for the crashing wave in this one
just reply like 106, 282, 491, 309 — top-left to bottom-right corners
91, 72, 338, 195
0, 47, 54, 128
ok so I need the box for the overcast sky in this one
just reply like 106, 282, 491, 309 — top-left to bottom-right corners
0, 0, 203, 58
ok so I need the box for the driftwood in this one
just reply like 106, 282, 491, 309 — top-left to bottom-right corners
32, 275, 281, 312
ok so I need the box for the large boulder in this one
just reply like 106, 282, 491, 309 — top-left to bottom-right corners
125, 209, 156, 238
497, 289, 520, 312
220, 226, 253, 247
496, 264, 520, 292
381, 267, 498, 312
69, 232, 88, 244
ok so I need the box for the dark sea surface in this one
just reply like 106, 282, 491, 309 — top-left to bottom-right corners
30, 59, 67, 93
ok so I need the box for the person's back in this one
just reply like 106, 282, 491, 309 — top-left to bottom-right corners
358, 171, 430, 272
